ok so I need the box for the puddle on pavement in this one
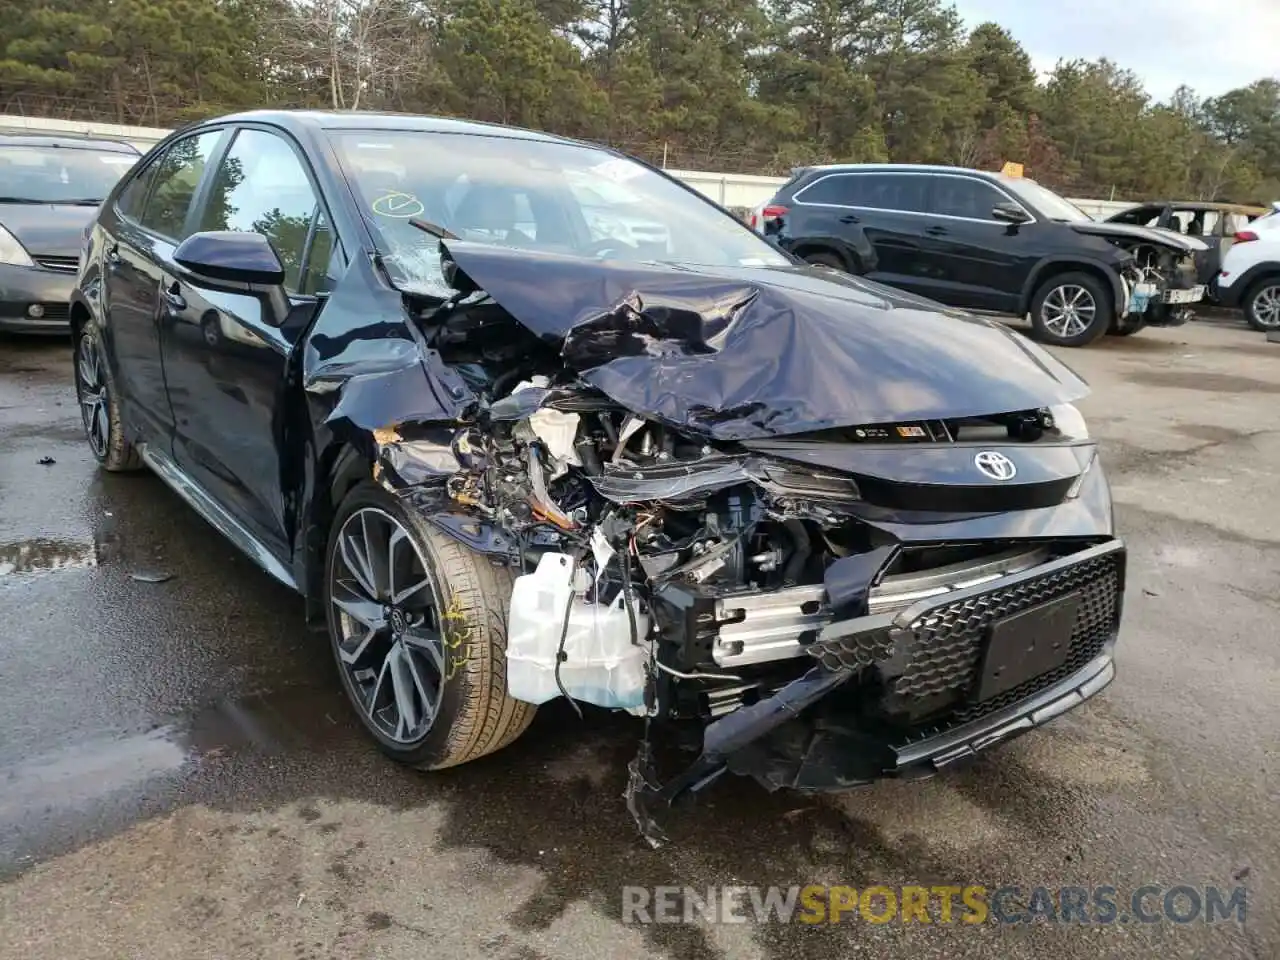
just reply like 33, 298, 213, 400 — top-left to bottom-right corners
0, 729, 189, 819
0, 538, 98, 576
1172, 423, 1258, 444
1128, 369, 1280, 394
183, 686, 357, 756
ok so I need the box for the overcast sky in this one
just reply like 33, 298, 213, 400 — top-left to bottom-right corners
953, 0, 1280, 101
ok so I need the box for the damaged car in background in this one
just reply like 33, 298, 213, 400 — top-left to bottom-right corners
71, 111, 1126, 845
751, 163, 1207, 346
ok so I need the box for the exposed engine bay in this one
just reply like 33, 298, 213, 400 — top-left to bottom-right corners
1103, 235, 1206, 327
368, 241, 1127, 846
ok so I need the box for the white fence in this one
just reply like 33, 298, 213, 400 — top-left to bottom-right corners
0, 113, 1137, 218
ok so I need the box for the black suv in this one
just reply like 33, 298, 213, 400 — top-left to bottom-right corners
759, 164, 1208, 347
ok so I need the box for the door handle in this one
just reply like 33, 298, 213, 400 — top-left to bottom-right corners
839, 214, 861, 224
162, 285, 187, 312
106, 247, 121, 267
925, 225, 949, 236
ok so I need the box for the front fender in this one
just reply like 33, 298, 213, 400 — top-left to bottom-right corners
1020, 256, 1124, 315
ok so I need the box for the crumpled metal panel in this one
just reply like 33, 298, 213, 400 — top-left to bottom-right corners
437, 241, 1091, 441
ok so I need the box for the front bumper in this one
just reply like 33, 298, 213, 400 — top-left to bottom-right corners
0, 263, 75, 333
639, 540, 1125, 809
730, 650, 1115, 792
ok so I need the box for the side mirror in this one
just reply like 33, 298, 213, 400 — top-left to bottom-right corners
992, 202, 1032, 225
173, 231, 290, 323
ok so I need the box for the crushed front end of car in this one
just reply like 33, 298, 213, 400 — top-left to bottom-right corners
1074, 224, 1209, 327
376, 242, 1126, 846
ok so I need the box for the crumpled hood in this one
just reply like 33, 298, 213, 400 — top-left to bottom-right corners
439, 242, 1090, 440
1070, 220, 1209, 253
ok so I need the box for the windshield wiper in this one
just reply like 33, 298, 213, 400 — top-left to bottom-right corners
408, 217, 459, 241
0, 197, 103, 205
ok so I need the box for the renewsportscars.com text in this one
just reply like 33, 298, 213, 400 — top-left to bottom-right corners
622, 884, 1247, 925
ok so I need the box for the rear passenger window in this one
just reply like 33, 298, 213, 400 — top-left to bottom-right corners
932, 177, 1008, 220
796, 174, 867, 206
797, 173, 928, 213
859, 174, 928, 213
139, 131, 222, 239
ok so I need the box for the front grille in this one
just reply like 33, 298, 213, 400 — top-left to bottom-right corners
891, 552, 1119, 703
810, 546, 1122, 727
34, 256, 79, 273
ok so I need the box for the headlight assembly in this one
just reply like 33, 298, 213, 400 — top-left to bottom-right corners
0, 225, 34, 267
1046, 403, 1089, 440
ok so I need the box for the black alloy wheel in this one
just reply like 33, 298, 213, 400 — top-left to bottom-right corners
324, 483, 535, 769
74, 326, 142, 471
329, 505, 447, 745
75, 331, 110, 460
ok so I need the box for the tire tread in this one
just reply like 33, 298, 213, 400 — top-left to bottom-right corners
407, 522, 535, 768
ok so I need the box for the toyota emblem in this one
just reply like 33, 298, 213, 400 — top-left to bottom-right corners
974, 451, 1017, 481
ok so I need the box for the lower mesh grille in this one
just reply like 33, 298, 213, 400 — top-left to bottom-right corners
809, 545, 1123, 734
892, 551, 1120, 706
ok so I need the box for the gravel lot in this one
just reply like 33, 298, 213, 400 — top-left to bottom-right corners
0, 314, 1276, 959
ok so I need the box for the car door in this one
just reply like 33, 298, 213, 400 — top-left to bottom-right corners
915, 174, 1038, 313
792, 172, 934, 295
160, 125, 341, 556
101, 130, 226, 444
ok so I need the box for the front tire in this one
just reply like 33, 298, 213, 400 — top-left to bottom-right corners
1243, 278, 1280, 331
74, 324, 143, 471
1029, 272, 1113, 347
324, 482, 535, 770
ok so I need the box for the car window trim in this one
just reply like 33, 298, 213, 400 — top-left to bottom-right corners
122, 125, 234, 244
189, 122, 348, 299
180, 128, 238, 242
112, 151, 165, 225
794, 170, 1037, 225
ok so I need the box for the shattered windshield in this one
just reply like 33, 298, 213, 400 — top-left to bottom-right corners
328, 130, 788, 296
1002, 178, 1092, 223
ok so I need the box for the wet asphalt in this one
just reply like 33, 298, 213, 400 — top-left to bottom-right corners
0, 317, 1276, 959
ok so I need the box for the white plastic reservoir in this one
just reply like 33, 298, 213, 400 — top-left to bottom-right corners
507, 552, 652, 709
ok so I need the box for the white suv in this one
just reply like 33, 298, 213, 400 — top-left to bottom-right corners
1216, 203, 1280, 330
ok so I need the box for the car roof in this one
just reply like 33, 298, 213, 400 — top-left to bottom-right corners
799, 163, 1001, 178
0, 133, 139, 153
1123, 200, 1269, 215
204, 109, 578, 146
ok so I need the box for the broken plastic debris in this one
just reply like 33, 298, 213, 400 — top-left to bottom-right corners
625, 738, 669, 849
36, 456, 55, 465
529, 409, 582, 467
511, 375, 551, 394
129, 570, 173, 584
589, 526, 615, 584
